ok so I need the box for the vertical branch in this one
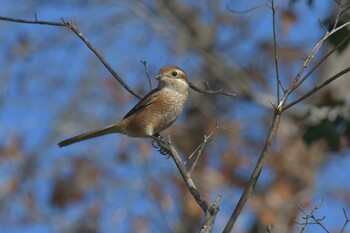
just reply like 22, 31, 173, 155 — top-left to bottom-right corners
141, 60, 153, 90
200, 195, 222, 233
333, 0, 344, 30
271, 0, 282, 102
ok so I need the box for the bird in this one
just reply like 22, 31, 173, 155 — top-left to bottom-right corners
58, 65, 189, 147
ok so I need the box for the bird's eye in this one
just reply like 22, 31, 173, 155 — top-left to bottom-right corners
171, 71, 178, 77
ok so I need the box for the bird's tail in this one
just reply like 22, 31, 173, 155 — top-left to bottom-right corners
58, 123, 123, 147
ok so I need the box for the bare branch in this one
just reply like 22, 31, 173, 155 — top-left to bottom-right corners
333, 0, 344, 31
0, 15, 65, 26
0, 15, 143, 99
187, 127, 216, 175
295, 199, 330, 233
189, 82, 237, 97
340, 208, 350, 233
140, 60, 153, 91
155, 136, 209, 212
63, 20, 143, 99
340, 5, 350, 16
290, 20, 350, 91
226, 1, 268, 14
292, 33, 350, 92
152, 134, 222, 231
270, 0, 283, 102
199, 195, 221, 233
282, 66, 350, 111
223, 112, 282, 232
318, 18, 328, 33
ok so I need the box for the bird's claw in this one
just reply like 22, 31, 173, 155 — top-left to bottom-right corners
151, 134, 169, 156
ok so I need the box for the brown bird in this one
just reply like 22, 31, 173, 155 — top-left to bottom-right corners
58, 66, 188, 147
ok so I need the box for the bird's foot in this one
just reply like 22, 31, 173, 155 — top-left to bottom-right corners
151, 134, 169, 156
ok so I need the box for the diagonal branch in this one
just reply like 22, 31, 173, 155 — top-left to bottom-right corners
0, 15, 143, 99
290, 21, 350, 92
189, 82, 237, 97
156, 137, 209, 212
292, 33, 350, 92
154, 136, 222, 232
62, 19, 143, 99
187, 130, 215, 175
282, 66, 350, 111
223, 112, 282, 232
333, 0, 344, 31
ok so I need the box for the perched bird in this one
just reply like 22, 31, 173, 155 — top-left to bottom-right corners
58, 66, 188, 147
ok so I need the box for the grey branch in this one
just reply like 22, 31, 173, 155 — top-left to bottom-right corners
0, 15, 143, 99
295, 199, 329, 233
189, 82, 236, 97
185, 125, 218, 175
283, 66, 350, 111
223, 113, 282, 232
200, 195, 221, 233
140, 60, 153, 91
154, 136, 221, 232
156, 136, 210, 212
340, 208, 350, 233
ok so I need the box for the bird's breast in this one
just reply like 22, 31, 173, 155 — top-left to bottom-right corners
121, 89, 188, 137
152, 89, 188, 133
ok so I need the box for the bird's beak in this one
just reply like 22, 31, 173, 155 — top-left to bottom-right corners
155, 74, 163, 80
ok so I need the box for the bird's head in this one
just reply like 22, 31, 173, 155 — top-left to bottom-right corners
156, 66, 188, 92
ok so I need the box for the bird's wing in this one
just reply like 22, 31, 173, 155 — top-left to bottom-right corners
123, 88, 161, 119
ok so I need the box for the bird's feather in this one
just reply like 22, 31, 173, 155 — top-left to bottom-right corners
123, 88, 160, 119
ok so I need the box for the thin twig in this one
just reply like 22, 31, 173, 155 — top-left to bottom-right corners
292, 33, 350, 92
296, 199, 329, 233
340, 5, 350, 16
0, 15, 65, 26
189, 82, 237, 97
333, 0, 344, 31
184, 123, 221, 167
318, 18, 328, 33
188, 130, 215, 175
226, 1, 268, 14
184, 142, 206, 166
270, 0, 282, 102
282, 66, 350, 111
340, 208, 350, 233
141, 60, 153, 90
64, 20, 143, 99
290, 20, 350, 91
0, 15, 143, 99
